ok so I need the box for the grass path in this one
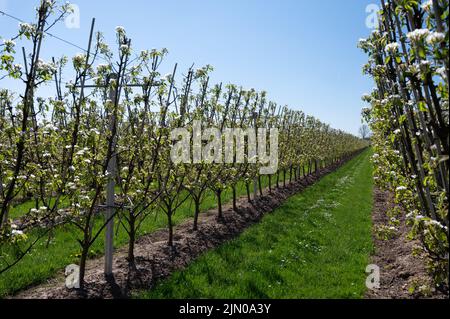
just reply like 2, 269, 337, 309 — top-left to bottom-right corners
137, 150, 373, 299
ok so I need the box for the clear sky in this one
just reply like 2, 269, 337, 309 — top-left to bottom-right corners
0, 0, 377, 135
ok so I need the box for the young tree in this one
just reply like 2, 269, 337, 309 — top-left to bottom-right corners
358, 124, 371, 140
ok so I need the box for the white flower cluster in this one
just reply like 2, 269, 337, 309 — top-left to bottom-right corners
43, 122, 58, 132
436, 67, 447, 80
361, 93, 371, 102
426, 32, 445, 45
42, 0, 55, 8
385, 42, 399, 54
421, 0, 432, 11
12, 64, 22, 74
75, 147, 90, 156
424, 219, 448, 231
3, 39, 15, 47
115, 26, 126, 35
89, 128, 100, 135
72, 53, 86, 69
36, 59, 57, 74
406, 29, 430, 43
120, 44, 131, 56
407, 63, 419, 75
12, 229, 24, 236
67, 182, 77, 190
419, 60, 431, 74
19, 22, 36, 36
357, 38, 373, 51
96, 64, 111, 73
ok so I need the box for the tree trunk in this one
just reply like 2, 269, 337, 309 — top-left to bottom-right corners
289, 165, 293, 183
232, 186, 237, 211
78, 244, 89, 289
167, 211, 173, 247
127, 216, 136, 263
246, 182, 251, 202
276, 170, 280, 188
193, 199, 200, 231
217, 189, 223, 220
258, 176, 263, 196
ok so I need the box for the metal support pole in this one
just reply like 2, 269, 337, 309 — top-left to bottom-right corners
253, 112, 258, 201
73, 67, 162, 276
105, 73, 118, 276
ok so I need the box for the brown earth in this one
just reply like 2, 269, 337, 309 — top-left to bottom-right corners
12, 157, 354, 299
365, 188, 448, 299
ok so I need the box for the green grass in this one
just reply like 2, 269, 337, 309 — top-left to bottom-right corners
137, 150, 373, 299
0, 169, 293, 297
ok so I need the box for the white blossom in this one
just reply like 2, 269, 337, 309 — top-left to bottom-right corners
3, 39, 15, 47
12, 229, 24, 236
89, 128, 100, 135
115, 26, 126, 34
361, 93, 371, 102
96, 64, 110, 73
36, 59, 57, 74
424, 220, 448, 231
406, 29, 430, 43
426, 32, 445, 45
421, 0, 432, 11
385, 42, 399, 54
72, 53, 86, 69
19, 22, 36, 35
436, 67, 447, 80
120, 44, 131, 55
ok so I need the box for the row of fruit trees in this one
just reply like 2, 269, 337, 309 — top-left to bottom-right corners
0, 0, 367, 288
359, 0, 449, 289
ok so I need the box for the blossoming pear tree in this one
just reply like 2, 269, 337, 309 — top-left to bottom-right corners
360, 0, 448, 288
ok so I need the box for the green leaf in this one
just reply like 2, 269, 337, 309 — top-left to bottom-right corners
385, 55, 391, 65
417, 101, 428, 112
418, 46, 426, 59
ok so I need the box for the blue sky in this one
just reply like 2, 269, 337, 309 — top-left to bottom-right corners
0, 0, 377, 135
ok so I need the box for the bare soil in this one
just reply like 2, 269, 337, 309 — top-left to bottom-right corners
12, 158, 350, 299
365, 188, 448, 299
